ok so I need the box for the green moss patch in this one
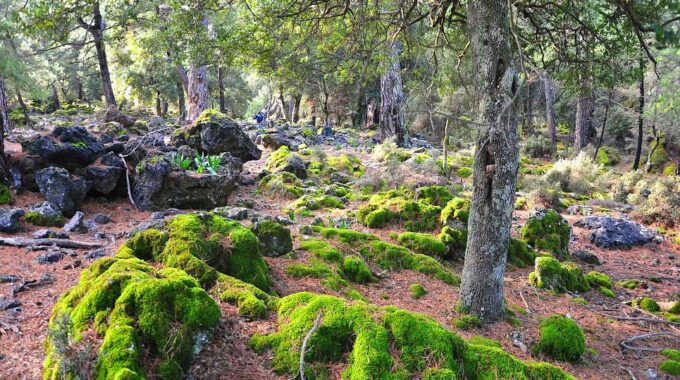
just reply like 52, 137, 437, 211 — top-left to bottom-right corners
440, 197, 470, 226
595, 146, 621, 166
251, 293, 575, 379
584, 271, 612, 289
0, 184, 11, 204
25, 211, 65, 227
258, 172, 304, 199
534, 315, 585, 362
633, 297, 660, 312
508, 238, 536, 268
397, 232, 446, 257
520, 209, 571, 260
357, 187, 449, 232
529, 257, 590, 293
453, 315, 482, 330
438, 226, 467, 259
410, 283, 427, 299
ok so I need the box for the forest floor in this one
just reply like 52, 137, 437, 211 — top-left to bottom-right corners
0, 141, 679, 380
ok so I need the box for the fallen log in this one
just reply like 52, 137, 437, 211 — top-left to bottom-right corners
0, 237, 103, 249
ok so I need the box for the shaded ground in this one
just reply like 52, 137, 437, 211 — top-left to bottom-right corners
0, 145, 679, 380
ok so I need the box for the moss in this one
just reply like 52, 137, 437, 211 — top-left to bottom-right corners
327, 154, 365, 177
258, 172, 304, 199
25, 211, 64, 227
312, 226, 377, 244
663, 162, 678, 176
520, 209, 571, 260
289, 194, 345, 211
529, 257, 590, 293
633, 297, 660, 312
251, 220, 293, 257
453, 315, 482, 330
343, 289, 367, 302
508, 238, 536, 268
669, 301, 680, 314
265, 146, 292, 172
467, 336, 502, 348
216, 274, 275, 319
285, 260, 348, 291
440, 197, 471, 225
534, 315, 585, 362
415, 185, 454, 206
617, 279, 645, 289
0, 184, 11, 204
438, 226, 467, 259
584, 271, 612, 289
397, 232, 446, 257
252, 293, 574, 379
662, 348, 680, 361
598, 286, 616, 298
342, 255, 374, 284
357, 189, 446, 232
410, 283, 427, 299
595, 146, 621, 166
457, 167, 472, 178
299, 238, 343, 264
649, 139, 669, 172
514, 197, 528, 210
43, 258, 220, 380
660, 360, 680, 376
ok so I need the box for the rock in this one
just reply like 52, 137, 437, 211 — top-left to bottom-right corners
83, 164, 124, 195
330, 172, 352, 184
575, 216, 657, 249
572, 249, 601, 265
84, 248, 107, 260
0, 208, 24, 233
176, 145, 197, 160
33, 229, 69, 239
261, 132, 301, 151
93, 213, 112, 224
250, 220, 293, 257
129, 219, 166, 236
105, 105, 137, 128
0, 275, 18, 283
83, 219, 99, 231
63, 211, 86, 233
0, 297, 20, 311
35, 167, 90, 216
10, 167, 21, 190
12, 155, 48, 192
22, 126, 103, 170
26, 202, 65, 227
211, 206, 251, 221
63, 260, 82, 270
171, 110, 261, 162
37, 250, 64, 264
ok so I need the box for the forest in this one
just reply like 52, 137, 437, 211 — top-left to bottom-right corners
0, 0, 679, 379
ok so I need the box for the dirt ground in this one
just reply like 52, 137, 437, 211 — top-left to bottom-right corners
1, 146, 679, 380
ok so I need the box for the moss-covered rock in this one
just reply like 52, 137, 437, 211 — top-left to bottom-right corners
534, 315, 585, 362
410, 283, 427, 299
289, 194, 345, 212
440, 197, 471, 227
0, 184, 11, 204
285, 259, 348, 291
584, 271, 612, 289
438, 226, 467, 259
397, 232, 446, 257
528, 257, 590, 293
633, 297, 660, 312
251, 293, 575, 379
520, 209, 571, 260
258, 172, 304, 199
341, 255, 374, 284
356, 188, 445, 232
660, 348, 680, 375
299, 238, 343, 264
508, 238, 536, 268
265, 146, 308, 179
453, 315, 482, 330
43, 257, 221, 379
250, 220, 293, 257
595, 146, 621, 166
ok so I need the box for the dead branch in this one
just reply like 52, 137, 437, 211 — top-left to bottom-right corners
119, 154, 137, 209
620, 366, 638, 380
0, 236, 102, 249
619, 332, 680, 354
299, 311, 323, 380
588, 307, 680, 326
519, 289, 531, 315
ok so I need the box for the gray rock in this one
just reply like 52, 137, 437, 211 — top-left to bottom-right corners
0, 275, 18, 283
27, 202, 64, 227
94, 213, 112, 224
22, 126, 103, 170
0, 208, 24, 233
251, 221, 293, 257
330, 172, 352, 184
84, 248, 107, 260
211, 206, 251, 221
83, 219, 99, 231
37, 251, 64, 264
83, 164, 123, 195
0, 297, 20, 311
33, 229, 69, 239
35, 167, 90, 216
63, 211, 86, 233
575, 216, 657, 249
572, 249, 601, 265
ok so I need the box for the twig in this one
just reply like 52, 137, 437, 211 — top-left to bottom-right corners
299, 311, 323, 380
620, 366, 638, 380
0, 237, 102, 249
519, 289, 531, 315
119, 154, 137, 209
619, 332, 679, 354
588, 307, 680, 326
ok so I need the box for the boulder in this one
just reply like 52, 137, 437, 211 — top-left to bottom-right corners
572, 249, 601, 265
63, 211, 86, 233
575, 216, 657, 249
83, 162, 124, 195
261, 132, 303, 151
171, 110, 261, 162
0, 208, 25, 233
250, 220, 293, 257
26, 202, 65, 227
22, 126, 103, 170
33, 229, 69, 239
35, 167, 90, 216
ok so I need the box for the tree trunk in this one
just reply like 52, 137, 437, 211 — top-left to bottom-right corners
187, 64, 209, 122
524, 77, 534, 136
176, 81, 186, 121
574, 86, 593, 152
292, 93, 302, 123
277, 88, 288, 121
633, 57, 645, 171
459, 0, 519, 322
50, 83, 61, 111
16, 90, 31, 126
0, 77, 11, 187
88, 2, 117, 108
379, 42, 410, 147
155, 91, 162, 117
217, 66, 227, 114
593, 90, 613, 161
542, 74, 557, 145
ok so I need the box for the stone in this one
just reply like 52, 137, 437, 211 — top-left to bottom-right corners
37, 251, 64, 264
22, 126, 103, 170
35, 167, 90, 216
250, 221, 293, 257
84, 248, 107, 260
572, 249, 601, 265
261, 133, 301, 151
171, 110, 261, 162
83, 165, 124, 195
0, 275, 18, 283
63, 211, 86, 233
83, 219, 99, 231
575, 216, 657, 249
0, 297, 20, 311
33, 229, 69, 239
26, 202, 65, 227
0, 208, 24, 233
330, 171, 353, 184
211, 206, 251, 221
93, 213, 112, 224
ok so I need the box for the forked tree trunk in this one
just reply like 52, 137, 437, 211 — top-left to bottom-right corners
379, 42, 410, 147
633, 57, 645, 171
542, 74, 557, 145
574, 86, 594, 152
217, 66, 227, 114
187, 64, 209, 122
459, 0, 520, 322
0, 77, 11, 187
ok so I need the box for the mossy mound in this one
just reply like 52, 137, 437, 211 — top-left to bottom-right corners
342, 255, 374, 284
289, 194, 345, 212
299, 238, 344, 264
258, 172, 304, 199
633, 297, 660, 312
250, 220, 293, 257
309, 153, 365, 178
265, 146, 307, 179
649, 139, 669, 173
453, 315, 482, 330
25, 211, 65, 227
534, 315, 585, 362
660, 348, 680, 376
669, 301, 680, 314
595, 146, 621, 166
44, 257, 221, 379
286, 259, 349, 291
438, 226, 468, 259
397, 232, 446, 257
356, 187, 448, 232
410, 283, 427, 299
529, 257, 590, 293
508, 238, 537, 268
520, 209, 571, 260
440, 197, 471, 227
251, 293, 575, 379
584, 271, 612, 289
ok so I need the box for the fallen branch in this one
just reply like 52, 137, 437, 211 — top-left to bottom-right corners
299, 311, 323, 380
119, 154, 137, 209
620, 366, 638, 380
0, 237, 102, 249
588, 307, 680, 326
619, 332, 680, 354
519, 289, 531, 315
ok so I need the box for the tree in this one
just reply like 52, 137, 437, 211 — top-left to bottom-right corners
379, 41, 410, 147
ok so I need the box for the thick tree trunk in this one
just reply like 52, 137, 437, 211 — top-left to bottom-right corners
187, 64, 209, 122
0, 77, 11, 187
593, 90, 613, 161
379, 42, 410, 147
16, 89, 31, 126
217, 66, 227, 114
89, 2, 117, 108
574, 86, 594, 152
155, 91, 162, 117
292, 93, 302, 123
459, 0, 519, 322
633, 57, 645, 171
50, 83, 61, 110
542, 74, 557, 145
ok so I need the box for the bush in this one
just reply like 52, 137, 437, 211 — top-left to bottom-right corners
534, 316, 585, 362
595, 146, 621, 166
523, 134, 555, 158
543, 152, 604, 195
627, 176, 680, 227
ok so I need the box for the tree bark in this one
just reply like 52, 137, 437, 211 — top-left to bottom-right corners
379, 41, 410, 147
292, 93, 302, 123
0, 77, 11, 187
542, 74, 557, 145
574, 86, 594, 152
176, 81, 186, 121
593, 90, 613, 161
459, 0, 519, 322
83, 2, 117, 108
16, 89, 31, 126
633, 57, 645, 171
524, 77, 534, 136
187, 64, 209, 122
217, 66, 226, 114
50, 83, 61, 111
155, 91, 162, 117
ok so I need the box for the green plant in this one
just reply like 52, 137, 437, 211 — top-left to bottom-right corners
207, 155, 221, 174
172, 153, 192, 170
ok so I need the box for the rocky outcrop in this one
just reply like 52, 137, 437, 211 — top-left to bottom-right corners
575, 216, 657, 249
171, 110, 261, 162
22, 126, 103, 170
81, 152, 125, 195
35, 167, 90, 216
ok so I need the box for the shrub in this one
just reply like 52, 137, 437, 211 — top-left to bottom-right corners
595, 146, 621, 166
627, 176, 680, 227
534, 316, 585, 362
543, 152, 604, 195
523, 134, 555, 158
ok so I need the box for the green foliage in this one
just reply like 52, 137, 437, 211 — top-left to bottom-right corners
410, 283, 427, 299
0, 184, 11, 204
456, 167, 472, 178
595, 146, 620, 166
453, 315, 482, 330
440, 197, 471, 226
507, 238, 536, 268
341, 255, 374, 284
534, 316, 585, 362
529, 257, 590, 293
523, 134, 555, 158
633, 297, 660, 312
520, 209, 571, 260
171, 153, 192, 170
397, 232, 446, 257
